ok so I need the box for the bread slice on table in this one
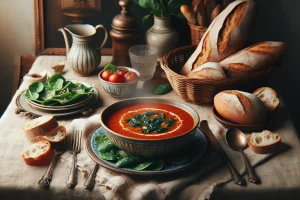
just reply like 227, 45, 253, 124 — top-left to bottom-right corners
220, 41, 288, 77
253, 87, 280, 112
42, 125, 66, 143
182, 0, 256, 75
247, 130, 281, 154
22, 140, 54, 166
214, 90, 266, 125
187, 62, 227, 80
22, 115, 58, 137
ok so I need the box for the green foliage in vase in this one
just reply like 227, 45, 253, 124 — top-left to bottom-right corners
133, 0, 191, 30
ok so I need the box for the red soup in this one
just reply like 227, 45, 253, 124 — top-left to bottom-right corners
106, 102, 194, 140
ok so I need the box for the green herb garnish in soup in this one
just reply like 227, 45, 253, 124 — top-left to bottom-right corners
126, 112, 175, 133
24, 74, 94, 106
106, 102, 194, 140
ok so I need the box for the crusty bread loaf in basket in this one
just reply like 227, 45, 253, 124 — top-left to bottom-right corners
160, 45, 273, 104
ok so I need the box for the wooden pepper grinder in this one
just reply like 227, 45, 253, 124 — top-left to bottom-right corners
110, 0, 139, 66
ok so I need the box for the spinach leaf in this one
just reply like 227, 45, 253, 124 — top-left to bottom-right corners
97, 137, 115, 153
41, 99, 60, 106
115, 156, 141, 168
126, 112, 174, 133
25, 90, 39, 100
117, 150, 128, 160
148, 160, 164, 171
134, 162, 154, 171
95, 134, 107, 144
155, 84, 172, 95
98, 149, 119, 161
49, 74, 66, 85
51, 78, 64, 91
39, 90, 55, 100
29, 82, 44, 93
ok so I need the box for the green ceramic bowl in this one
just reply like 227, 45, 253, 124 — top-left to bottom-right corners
99, 98, 200, 157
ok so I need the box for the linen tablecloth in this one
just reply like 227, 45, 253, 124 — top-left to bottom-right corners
0, 55, 300, 200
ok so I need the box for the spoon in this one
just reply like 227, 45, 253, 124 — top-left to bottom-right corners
225, 128, 261, 184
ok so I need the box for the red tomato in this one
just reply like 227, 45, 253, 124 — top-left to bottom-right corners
117, 68, 128, 77
124, 71, 138, 82
101, 70, 112, 81
108, 73, 125, 83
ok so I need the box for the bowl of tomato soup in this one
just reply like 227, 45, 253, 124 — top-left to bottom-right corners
99, 98, 199, 157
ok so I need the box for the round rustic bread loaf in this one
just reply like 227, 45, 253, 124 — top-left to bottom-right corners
187, 62, 227, 80
214, 90, 267, 125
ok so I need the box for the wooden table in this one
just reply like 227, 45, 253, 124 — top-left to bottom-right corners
1, 55, 300, 200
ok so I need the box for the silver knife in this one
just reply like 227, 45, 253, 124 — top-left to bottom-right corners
199, 120, 246, 186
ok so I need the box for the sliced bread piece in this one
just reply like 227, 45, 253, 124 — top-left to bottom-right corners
253, 87, 279, 112
22, 115, 58, 137
42, 125, 66, 143
247, 130, 281, 154
22, 140, 54, 166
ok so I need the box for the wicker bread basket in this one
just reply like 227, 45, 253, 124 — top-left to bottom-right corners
160, 45, 273, 104
189, 23, 207, 46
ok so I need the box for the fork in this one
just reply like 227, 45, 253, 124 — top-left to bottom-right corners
38, 138, 66, 188
66, 130, 82, 188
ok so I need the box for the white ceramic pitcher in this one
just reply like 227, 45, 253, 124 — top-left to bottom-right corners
59, 24, 108, 76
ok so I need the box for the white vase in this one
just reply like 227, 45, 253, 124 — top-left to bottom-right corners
145, 16, 179, 59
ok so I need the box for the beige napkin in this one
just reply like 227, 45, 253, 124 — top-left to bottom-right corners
60, 114, 286, 200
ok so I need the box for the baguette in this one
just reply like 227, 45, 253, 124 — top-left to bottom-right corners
187, 62, 226, 80
22, 115, 58, 137
214, 90, 266, 125
42, 125, 66, 143
22, 140, 54, 166
210, 4, 223, 22
247, 130, 281, 154
220, 41, 288, 77
253, 87, 280, 112
182, 0, 256, 75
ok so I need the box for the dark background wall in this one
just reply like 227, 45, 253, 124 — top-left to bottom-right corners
247, 0, 300, 134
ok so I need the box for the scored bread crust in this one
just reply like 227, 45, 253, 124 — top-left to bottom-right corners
214, 90, 266, 125
22, 115, 58, 137
22, 140, 54, 166
253, 87, 280, 112
187, 62, 227, 80
182, 0, 256, 75
247, 130, 281, 154
220, 41, 288, 77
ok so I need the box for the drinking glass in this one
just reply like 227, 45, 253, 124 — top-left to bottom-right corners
129, 45, 158, 81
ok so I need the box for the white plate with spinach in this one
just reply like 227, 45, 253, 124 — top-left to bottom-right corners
86, 126, 208, 175
24, 74, 95, 111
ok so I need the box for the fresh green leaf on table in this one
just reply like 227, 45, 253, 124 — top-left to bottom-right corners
155, 84, 172, 95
